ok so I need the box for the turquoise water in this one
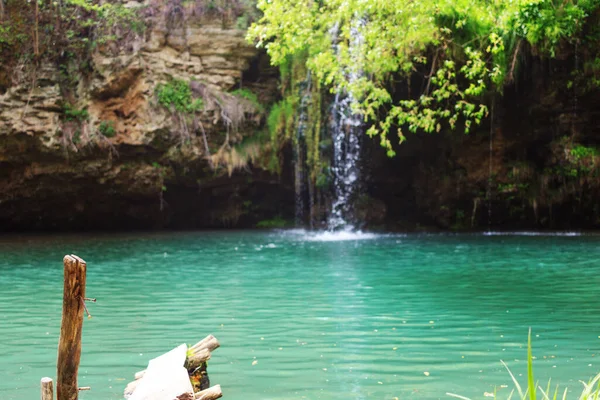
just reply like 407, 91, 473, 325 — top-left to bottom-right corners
1, 231, 600, 399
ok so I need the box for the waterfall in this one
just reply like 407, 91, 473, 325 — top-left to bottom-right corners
293, 134, 306, 227
328, 90, 363, 230
294, 77, 311, 227
487, 98, 495, 231
327, 19, 365, 231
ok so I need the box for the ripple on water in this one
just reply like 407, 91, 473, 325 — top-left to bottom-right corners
0, 232, 599, 400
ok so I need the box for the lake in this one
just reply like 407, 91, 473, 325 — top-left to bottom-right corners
1, 231, 599, 399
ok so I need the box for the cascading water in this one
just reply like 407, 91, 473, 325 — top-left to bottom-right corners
294, 76, 312, 227
328, 89, 363, 230
327, 19, 365, 231
293, 134, 306, 226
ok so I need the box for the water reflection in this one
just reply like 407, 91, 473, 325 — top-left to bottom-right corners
0, 232, 599, 399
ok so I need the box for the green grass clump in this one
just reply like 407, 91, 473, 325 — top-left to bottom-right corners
232, 88, 264, 112
156, 79, 203, 114
267, 97, 295, 141
447, 329, 600, 400
63, 104, 89, 122
570, 145, 599, 161
98, 120, 116, 137
256, 217, 289, 229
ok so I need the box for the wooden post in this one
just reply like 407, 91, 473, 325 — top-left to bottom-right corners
57, 255, 87, 400
41, 377, 54, 400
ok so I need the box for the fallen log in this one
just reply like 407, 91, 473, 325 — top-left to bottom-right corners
124, 335, 221, 400
190, 335, 220, 353
132, 335, 220, 382
175, 385, 222, 400
194, 385, 222, 400
185, 348, 211, 371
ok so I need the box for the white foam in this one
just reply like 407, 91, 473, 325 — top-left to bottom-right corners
305, 230, 379, 242
276, 228, 379, 242
482, 231, 582, 237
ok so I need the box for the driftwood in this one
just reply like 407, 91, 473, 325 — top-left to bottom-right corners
173, 385, 223, 400
185, 348, 211, 371
130, 335, 219, 385
125, 335, 221, 400
194, 385, 222, 400
41, 377, 54, 400
57, 255, 87, 400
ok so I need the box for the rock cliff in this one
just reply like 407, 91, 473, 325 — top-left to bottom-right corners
0, 3, 598, 232
0, 4, 287, 231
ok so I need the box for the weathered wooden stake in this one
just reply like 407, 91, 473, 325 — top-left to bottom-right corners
57, 255, 87, 400
41, 377, 54, 400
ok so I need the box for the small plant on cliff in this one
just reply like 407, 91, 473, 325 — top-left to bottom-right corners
62, 103, 89, 122
256, 216, 289, 228
98, 120, 116, 137
58, 104, 91, 153
570, 145, 599, 161
155, 78, 205, 148
156, 79, 204, 114
231, 88, 264, 112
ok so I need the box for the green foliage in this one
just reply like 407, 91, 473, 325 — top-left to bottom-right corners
256, 217, 289, 228
265, 51, 325, 183
156, 79, 204, 114
236, 14, 250, 30
95, 3, 145, 45
553, 140, 600, 178
196, 0, 259, 21
513, 0, 595, 57
98, 120, 116, 137
0, 24, 14, 47
72, 130, 81, 144
62, 104, 89, 122
0, 0, 145, 86
248, 0, 599, 156
267, 96, 296, 147
232, 88, 264, 111
571, 144, 599, 161
151, 162, 168, 191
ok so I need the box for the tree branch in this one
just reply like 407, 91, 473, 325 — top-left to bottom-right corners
508, 40, 522, 84
424, 49, 439, 95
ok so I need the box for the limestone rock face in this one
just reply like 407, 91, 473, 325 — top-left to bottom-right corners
0, 4, 287, 231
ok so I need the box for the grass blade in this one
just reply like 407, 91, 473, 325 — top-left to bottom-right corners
446, 393, 472, 400
539, 384, 550, 400
502, 359, 525, 398
528, 328, 536, 400
545, 379, 552, 400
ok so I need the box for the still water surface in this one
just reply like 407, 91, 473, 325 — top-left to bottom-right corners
1, 231, 600, 399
